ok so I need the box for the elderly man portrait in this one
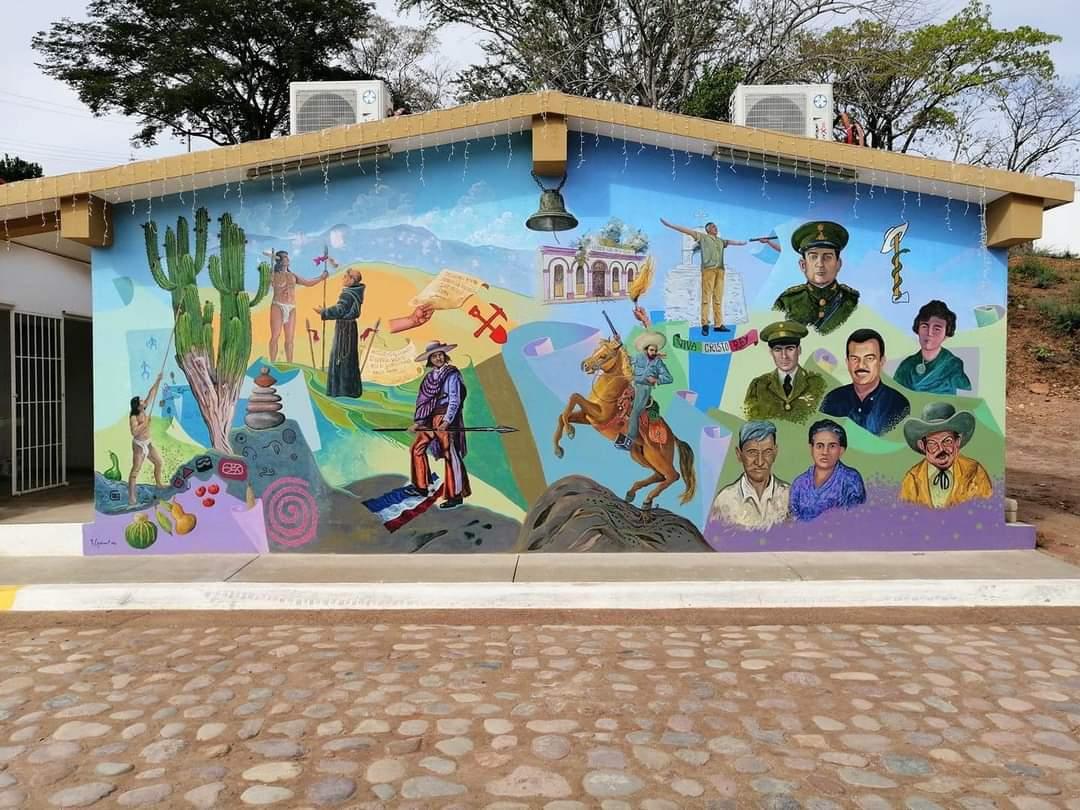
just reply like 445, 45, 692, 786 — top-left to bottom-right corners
900, 402, 992, 508
894, 300, 972, 395
773, 220, 859, 335
789, 418, 867, 522
743, 320, 826, 423
820, 328, 910, 436
709, 420, 790, 530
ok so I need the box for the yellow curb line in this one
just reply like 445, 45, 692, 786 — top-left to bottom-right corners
0, 586, 19, 611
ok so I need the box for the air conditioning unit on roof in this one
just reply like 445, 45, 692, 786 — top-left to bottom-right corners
731, 83, 833, 140
290, 80, 391, 135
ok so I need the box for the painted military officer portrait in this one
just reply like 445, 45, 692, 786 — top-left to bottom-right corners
900, 402, 991, 509
894, 300, 972, 395
744, 320, 826, 423
774, 221, 859, 335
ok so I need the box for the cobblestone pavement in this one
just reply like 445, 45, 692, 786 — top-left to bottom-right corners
1, 617, 1079, 809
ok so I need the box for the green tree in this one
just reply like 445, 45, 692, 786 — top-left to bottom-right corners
788, 1, 1058, 153
33, 0, 376, 147
402, 0, 907, 109
0, 154, 44, 183
348, 15, 453, 113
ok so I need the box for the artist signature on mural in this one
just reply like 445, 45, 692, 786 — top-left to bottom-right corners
88, 537, 117, 548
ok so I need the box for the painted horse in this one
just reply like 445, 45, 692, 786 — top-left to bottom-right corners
553, 335, 697, 509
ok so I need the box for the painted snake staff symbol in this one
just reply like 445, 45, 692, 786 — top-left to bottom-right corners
882, 222, 911, 304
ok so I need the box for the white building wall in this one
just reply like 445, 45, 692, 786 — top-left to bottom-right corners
0, 242, 91, 317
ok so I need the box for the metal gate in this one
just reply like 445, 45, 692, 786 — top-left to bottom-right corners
10, 311, 66, 495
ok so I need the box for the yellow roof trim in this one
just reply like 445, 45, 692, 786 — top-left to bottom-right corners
1, 91, 1073, 222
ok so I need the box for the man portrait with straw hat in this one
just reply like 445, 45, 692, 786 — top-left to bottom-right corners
900, 402, 992, 509
408, 340, 471, 510
743, 320, 826, 423
615, 330, 673, 451
774, 220, 859, 336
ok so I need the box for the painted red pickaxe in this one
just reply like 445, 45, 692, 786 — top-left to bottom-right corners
468, 302, 508, 344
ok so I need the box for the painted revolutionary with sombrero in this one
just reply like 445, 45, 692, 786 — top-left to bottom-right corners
899, 402, 992, 509
774, 221, 859, 335
615, 330, 674, 451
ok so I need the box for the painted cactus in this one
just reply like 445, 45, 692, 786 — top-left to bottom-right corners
144, 207, 269, 453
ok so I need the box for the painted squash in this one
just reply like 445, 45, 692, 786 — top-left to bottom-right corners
125, 514, 158, 550
104, 451, 123, 482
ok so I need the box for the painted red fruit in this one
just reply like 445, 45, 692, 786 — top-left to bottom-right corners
195, 486, 206, 497
202, 497, 215, 507
208, 484, 220, 495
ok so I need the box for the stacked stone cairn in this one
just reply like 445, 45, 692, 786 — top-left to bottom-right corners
245, 367, 285, 429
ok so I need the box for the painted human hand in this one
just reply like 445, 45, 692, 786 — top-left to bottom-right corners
359, 327, 374, 341
412, 304, 435, 327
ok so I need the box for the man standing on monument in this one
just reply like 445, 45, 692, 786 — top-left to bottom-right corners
660, 218, 748, 335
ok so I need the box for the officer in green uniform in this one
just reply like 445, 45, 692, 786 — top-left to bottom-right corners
773, 221, 859, 336
743, 320, 827, 424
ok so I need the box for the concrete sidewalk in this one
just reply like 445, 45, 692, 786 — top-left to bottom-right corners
3, 550, 1080, 612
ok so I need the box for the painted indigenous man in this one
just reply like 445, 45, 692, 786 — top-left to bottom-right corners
899, 402, 991, 509
316, 269, 365, 398
409, 341, 471, 510
660, 218, 748, 335
894, 300, 972, 395
774, 221, 859, 335
709, 420, 790, 530
743, 320, 826, 423
270, 250, 328, 363
616, 331, 673, 451
128, 371, 164, 506
789, 418, 866, 522
821, 328, 910, 436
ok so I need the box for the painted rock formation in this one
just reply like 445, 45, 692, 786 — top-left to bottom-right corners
245, 367, 285, 429
518, 475, 711, 552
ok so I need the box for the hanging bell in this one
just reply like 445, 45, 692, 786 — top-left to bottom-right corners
526, 172, 578, 232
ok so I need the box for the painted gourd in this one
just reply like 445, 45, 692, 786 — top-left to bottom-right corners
125, 514, 158, 549
169, 501, 197, 535
104, 451, 123, 482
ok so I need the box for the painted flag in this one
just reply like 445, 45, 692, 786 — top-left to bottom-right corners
362, 475, 443, 533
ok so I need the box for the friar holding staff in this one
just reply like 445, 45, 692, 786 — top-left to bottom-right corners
315, 268, 366, 398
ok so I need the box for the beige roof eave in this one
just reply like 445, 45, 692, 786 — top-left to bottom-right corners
1, 91, 1073, 249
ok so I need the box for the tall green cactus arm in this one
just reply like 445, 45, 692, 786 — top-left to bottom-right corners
193, 208, 208, 274
143, 221, 176, 291
250, 260, 271, 308
207, 254, 224, 294
175, 215, 190, 262
165, 226, 178, 278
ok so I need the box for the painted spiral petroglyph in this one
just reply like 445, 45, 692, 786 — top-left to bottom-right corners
262, 476, 318, 548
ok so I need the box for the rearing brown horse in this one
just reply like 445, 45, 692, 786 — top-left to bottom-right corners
553, 336, 697, 509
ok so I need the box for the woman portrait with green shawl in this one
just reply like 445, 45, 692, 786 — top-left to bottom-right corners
894, 300, 972, 395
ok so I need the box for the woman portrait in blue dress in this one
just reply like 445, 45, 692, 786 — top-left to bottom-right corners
790, 419, 867, 521
894, 300, 972, 395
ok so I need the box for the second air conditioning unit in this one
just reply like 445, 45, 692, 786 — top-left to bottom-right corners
290, 80, 391, 135
731, 83, 834, 140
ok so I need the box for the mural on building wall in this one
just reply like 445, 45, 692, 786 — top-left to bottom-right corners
83, 132, 1017, 554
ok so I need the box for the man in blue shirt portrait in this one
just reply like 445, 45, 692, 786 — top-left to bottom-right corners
821, 328, 910, 436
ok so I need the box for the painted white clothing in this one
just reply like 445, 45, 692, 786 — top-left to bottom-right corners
709, 473, 791, 530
